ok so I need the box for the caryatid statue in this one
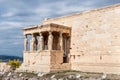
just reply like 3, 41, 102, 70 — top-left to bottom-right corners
59, 32, 63, 50
30, 34, 36, 51
48, 31, 53, 50
39, 32, 43, 51
24, 35, 28, 51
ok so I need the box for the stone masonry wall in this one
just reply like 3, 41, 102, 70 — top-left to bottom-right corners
50, 50, 71, 71
43, 4, 120, 74
18, 51, 51, 72
19, 50, 70, 72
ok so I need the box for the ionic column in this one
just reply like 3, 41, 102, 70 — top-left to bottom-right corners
24, 35, 28, 51
30, 34, 35, 51
39, 32, 43, 51
60, 32, 63, 50
48, 31, 53, 50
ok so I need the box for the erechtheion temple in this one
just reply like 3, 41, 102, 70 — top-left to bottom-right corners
18, 4, 120, 74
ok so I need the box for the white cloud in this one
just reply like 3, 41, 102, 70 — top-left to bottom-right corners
33, 0, 99, 18
56, 6, 94, 15
0, 21, 23, 30
1, 12, 15, 17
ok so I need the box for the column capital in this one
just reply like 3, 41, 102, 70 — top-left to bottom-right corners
31, 33, 34, 37
39, 32, 42, 36
59, 32, 63, 36
49, 31, 52, 34
59, 31, 63, 33
68, 33, 71, 37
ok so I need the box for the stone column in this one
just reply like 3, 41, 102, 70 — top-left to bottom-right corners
30, 34, 35, 51
48, 31, 53, 50
39, 32, 43, 51
60, 32, 63, 50
24, 34, 28, 51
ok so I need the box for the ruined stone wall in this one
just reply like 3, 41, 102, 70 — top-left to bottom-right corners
43, 4, 120, 74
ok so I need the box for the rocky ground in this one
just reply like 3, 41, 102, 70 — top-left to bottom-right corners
0, 70, 120, 80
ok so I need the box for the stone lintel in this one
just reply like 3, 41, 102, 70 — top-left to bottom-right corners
23, 23, 71, 35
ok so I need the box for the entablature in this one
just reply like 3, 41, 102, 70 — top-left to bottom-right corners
23, 23, 71, 35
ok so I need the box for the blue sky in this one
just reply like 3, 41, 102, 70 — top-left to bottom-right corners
0, 0, 120, 57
